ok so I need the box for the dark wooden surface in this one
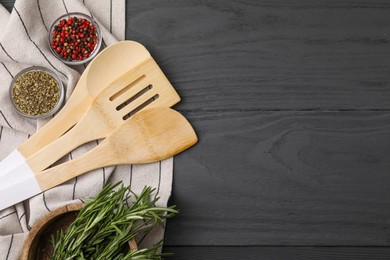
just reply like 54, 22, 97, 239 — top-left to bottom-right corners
2, 0, 390, 258
166, 246, 390, 260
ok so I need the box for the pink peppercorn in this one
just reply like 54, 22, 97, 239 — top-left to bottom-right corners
50, 16, 98, 62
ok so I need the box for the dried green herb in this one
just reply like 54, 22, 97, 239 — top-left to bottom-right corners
50, 182, 177, 259
11, 70, 60, 116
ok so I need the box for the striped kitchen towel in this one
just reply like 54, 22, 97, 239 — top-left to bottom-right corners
0, 0, 173, 259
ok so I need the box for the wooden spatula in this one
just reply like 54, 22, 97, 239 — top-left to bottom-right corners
0, 41, 168, 176
20, 41, 153, 156
24, 55, 180, 173
0, 108, 197, 210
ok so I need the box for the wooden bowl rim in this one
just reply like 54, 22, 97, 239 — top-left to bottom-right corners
21, 203, 137, 259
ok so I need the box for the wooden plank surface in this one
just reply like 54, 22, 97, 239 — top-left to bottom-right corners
165, 111, 390, 245
0, 0, 11, 11
2, 0, 390, 258
166, 246, 390, 260
125, 0, 390, 247
126, 0, 390, 110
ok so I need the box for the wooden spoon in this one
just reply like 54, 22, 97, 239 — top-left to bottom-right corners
26, 54, 180, 173
0, 41, 161, 177
0, 108, 197, 210
20, 41, 153, 157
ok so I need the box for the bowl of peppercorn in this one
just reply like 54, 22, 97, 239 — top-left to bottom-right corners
49, 12, 102, 65
9, 66, 64, 119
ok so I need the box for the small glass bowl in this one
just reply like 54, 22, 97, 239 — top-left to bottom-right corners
48, 12, 102, 65
9, 66, 65, 119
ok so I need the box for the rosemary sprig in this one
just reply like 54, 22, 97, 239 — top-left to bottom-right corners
50, 182, 177, 259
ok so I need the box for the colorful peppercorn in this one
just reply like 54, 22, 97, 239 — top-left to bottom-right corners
50, 16, 98, 62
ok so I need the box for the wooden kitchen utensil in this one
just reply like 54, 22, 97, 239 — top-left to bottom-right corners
25, 54, 180, 173
20, 41, 153, 157
0, 108, 197, 210
0, 41, 173, 177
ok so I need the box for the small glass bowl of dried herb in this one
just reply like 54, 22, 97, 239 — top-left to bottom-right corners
9, 66, 64, 119
48, 12, 102, 65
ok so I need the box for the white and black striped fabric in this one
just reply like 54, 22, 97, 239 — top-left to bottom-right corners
0, 0, 173, 259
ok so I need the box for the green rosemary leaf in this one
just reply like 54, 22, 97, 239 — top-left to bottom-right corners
50, 182, 177, 259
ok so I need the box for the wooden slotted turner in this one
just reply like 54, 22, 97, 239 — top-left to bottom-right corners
0, 41, 170, 177
25, 55, 180, 173
0, 108, 198, 210
21, 41, 153, 156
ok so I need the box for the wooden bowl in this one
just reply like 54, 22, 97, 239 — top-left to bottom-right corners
21, 203, 137, 260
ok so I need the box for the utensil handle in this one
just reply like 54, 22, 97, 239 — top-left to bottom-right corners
18, 73, 90, 158
26, 106, 110, 173
0, 150, 25, 178
0, 175, 42, 211
35, 141, 113, 191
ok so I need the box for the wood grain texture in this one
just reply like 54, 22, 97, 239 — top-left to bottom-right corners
126, 0, 390, 110
165, 246, 390, 260
2, 0, 390, 254
166, 111, 390, 245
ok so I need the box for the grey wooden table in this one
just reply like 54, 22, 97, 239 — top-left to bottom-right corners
2, 0, 390, 259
